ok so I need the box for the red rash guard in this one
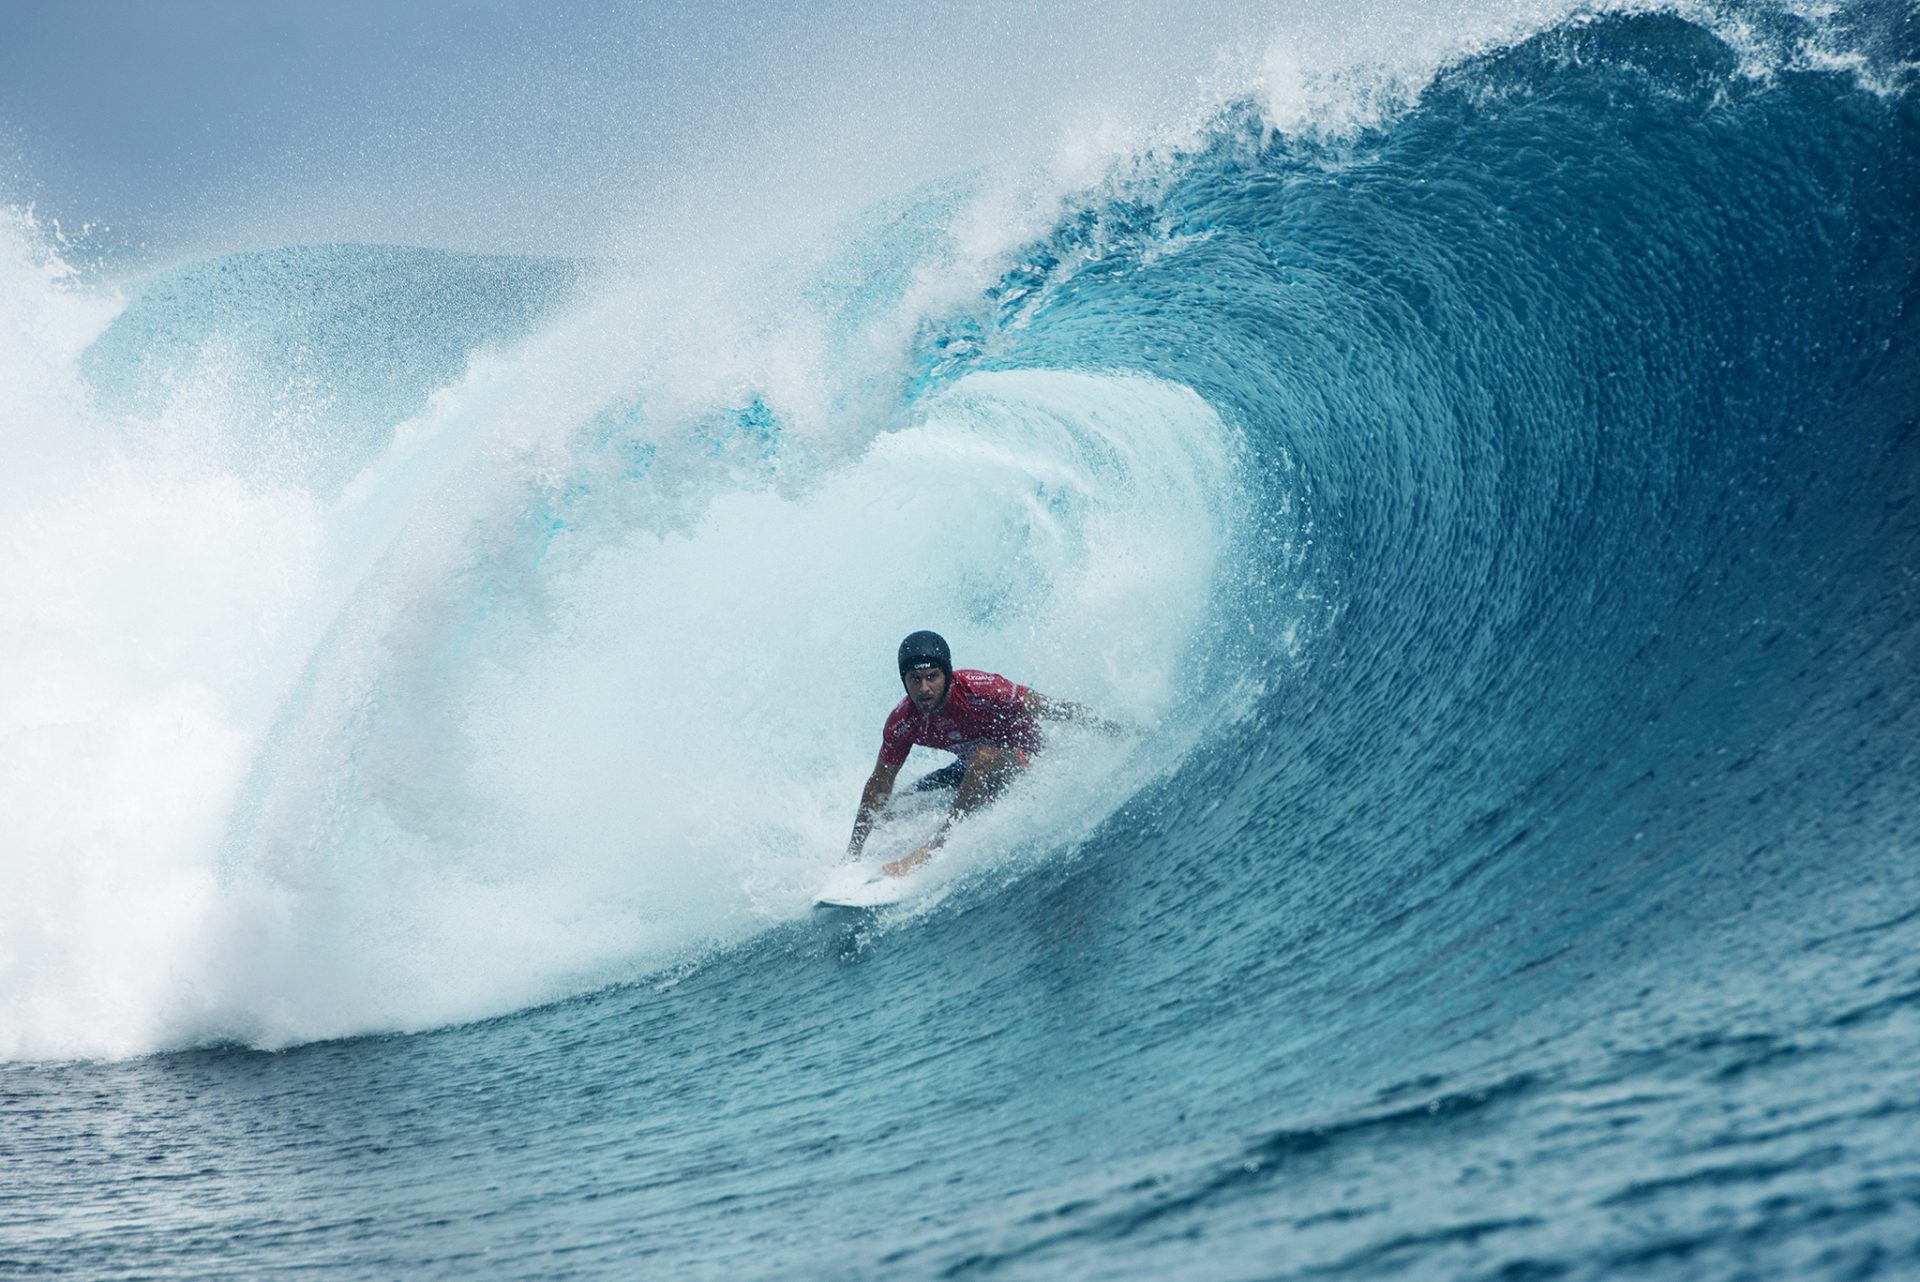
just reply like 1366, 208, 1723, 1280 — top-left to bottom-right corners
878, 669, 1041, 767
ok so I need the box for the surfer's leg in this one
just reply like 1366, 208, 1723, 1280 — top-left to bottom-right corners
952, 743, 1022, 815
908, 759, 970, 794
886, 747, 1023, 877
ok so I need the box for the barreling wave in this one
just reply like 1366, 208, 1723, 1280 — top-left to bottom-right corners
3, 5, 1915, 1088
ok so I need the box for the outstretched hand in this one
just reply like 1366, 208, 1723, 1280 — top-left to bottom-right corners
883, 845, 933, 877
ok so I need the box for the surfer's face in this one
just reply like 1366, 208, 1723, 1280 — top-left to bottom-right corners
903, 667, 948, 713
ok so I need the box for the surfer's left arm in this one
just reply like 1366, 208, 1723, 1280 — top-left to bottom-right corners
1024, 691, 1142, 739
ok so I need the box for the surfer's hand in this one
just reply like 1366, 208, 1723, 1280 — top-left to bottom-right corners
884, 846, 931, 877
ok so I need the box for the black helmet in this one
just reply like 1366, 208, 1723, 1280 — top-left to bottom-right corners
897, 630, 952, 678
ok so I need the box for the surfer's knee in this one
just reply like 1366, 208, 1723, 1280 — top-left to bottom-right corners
961, 743, 1021, 799
966, 743, 1010, 771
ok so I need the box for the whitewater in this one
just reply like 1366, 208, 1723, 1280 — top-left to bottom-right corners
3, 0, 1917, 1277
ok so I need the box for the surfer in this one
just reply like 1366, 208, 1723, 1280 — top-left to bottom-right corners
846, 630, 1130, 876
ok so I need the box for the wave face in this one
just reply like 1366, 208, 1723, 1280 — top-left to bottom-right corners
4, 8, 1919, 1279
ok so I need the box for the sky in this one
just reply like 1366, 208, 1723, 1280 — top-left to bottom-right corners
0, 0, 1275, 265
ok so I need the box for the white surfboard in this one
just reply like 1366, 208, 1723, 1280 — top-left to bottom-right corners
813, 859, 926, 909
814, 777, 953, 908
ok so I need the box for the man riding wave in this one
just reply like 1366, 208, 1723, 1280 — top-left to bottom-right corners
846, 630, 1129, 876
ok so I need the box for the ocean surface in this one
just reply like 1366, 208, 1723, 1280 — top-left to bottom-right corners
4, 4, 1918, 1278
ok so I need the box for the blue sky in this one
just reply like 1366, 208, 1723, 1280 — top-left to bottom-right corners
0, 0, 1266, 263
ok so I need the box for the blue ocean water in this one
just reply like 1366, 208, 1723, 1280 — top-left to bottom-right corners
3, 6, 1918, 1279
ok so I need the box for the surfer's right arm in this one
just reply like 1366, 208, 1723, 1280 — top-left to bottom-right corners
845, 755, 903, 861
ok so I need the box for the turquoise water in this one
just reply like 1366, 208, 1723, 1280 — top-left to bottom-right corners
4, 6, 1918, 1278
